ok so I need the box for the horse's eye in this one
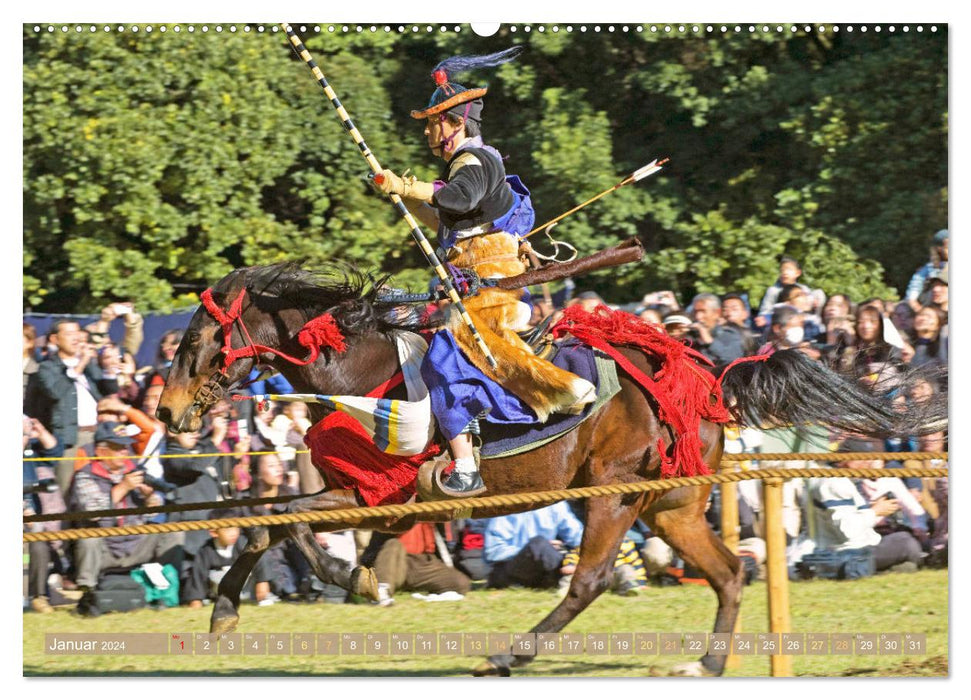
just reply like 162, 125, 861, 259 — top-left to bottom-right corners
186, 331, 201, 345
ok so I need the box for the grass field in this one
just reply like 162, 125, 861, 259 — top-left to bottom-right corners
23, 569, 948, 677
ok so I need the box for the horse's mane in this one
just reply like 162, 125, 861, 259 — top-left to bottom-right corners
234, 261, 426, 336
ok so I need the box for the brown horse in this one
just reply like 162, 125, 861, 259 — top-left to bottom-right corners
158, 262, 936, 676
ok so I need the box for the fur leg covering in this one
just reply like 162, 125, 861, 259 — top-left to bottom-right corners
447, 234, 596, 422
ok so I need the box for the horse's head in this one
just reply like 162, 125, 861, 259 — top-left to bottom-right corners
157, 269, 263, 433
157, 262, 402, 433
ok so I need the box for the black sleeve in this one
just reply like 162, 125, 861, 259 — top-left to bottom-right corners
432, 162, 490, 216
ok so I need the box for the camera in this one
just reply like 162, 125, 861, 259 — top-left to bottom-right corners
131, 468, 176, 494
23, 477, 58, 495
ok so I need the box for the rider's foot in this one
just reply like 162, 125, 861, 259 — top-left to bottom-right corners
440, 464, 487, 497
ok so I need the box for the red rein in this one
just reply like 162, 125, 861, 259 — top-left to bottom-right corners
199, 287, 346, 375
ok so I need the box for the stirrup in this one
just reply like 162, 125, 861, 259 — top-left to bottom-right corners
418, 454, 487, 500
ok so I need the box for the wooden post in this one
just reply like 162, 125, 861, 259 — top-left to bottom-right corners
719, 464, 741, 670
762, 476, 792, 677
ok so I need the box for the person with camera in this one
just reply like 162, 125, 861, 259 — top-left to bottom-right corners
799, 439, 925, 580
68, 421, 184, 617
686, 293, 751, 364
24, 319, 120, 494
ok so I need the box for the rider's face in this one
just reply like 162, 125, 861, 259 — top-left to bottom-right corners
424, 116, 462, 158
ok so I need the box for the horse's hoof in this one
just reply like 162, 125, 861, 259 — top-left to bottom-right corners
350, 565, 380, 602
669, 661, 710, 677
244, 526, 269, 553
210, 615, 239, 635
472, 660, 510, 677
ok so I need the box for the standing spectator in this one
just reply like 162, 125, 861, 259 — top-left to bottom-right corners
836, 305, 900, 376
25, 319, 119, 493
757, 306, 820, 360
756, 256, 811, 327
23, 415, 69, 613
162, 428, 226, 567
69, 421, 184, 617
83, 302, 144, 359
908, 306, 948, 370
922, 270, 948, 314
721, 293, 755, 330
483, 502, 584, 589
145, 329, 184, 385
905, 229, 948, 312
776, 285, 824, 342
98, 341, 140, 404
23, 322, 40, 399
362, 523, 470, 605
687, 293, 750, 364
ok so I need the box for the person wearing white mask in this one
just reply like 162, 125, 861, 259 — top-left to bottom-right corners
757, 306, 820, 360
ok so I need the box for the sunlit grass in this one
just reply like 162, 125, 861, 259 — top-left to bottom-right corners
23, 569, 947, 677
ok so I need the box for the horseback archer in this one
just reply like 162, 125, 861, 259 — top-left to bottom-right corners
370, 48, 596, 496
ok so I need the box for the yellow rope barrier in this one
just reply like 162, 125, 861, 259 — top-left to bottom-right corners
23, 461, 947, 543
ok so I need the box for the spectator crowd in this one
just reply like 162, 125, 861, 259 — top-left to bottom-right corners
22, 229, 949, 615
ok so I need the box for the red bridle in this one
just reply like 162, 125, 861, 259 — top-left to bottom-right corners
199, 286, 347, 377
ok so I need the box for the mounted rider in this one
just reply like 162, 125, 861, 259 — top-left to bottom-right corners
372, 48, 596, 496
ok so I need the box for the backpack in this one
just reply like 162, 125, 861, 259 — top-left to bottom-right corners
92, 572, 147, 613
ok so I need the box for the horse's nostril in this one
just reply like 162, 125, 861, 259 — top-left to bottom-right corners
156, 406, 173, 425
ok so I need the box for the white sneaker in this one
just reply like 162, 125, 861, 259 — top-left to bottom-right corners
257, 593, 280, 607
373, 583, 395, 607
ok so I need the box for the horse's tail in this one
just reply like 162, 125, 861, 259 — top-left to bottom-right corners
718, 350, 947, 438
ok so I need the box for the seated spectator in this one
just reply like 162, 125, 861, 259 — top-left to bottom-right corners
905, 229, 947, 312
309, 530, 358, 603
23, 415, 70, 613
853, 443, 930, 551
183, 513, 248, 609
453, 518, 492, 582
561, 536, 650, 596
241, 453, 310, 604
25, 318, 119, 493
902, 431, 948, 563
909, 306, 948, 370
362, 523, 470, 605
69, 421, 184, 617
756, 255, 811, 327
798, 439, 924, 580
483, 501, 584, 589
687, 293, 751, 364
836, 305, 900, 376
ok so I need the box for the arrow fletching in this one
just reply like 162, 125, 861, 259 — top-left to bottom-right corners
631, 157, 668, 183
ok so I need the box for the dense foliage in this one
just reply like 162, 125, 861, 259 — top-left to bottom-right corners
23, 25, 947, 312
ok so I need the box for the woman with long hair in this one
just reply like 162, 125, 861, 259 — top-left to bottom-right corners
837, 305, 900, 376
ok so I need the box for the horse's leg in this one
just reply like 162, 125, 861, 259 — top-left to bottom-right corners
644, 485, 744, 677
210, 524, 288, 634
283, 489, 381, 601
473, 493, 644, 676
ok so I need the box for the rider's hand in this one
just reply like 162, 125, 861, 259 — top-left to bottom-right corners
372, 169, 405, 195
